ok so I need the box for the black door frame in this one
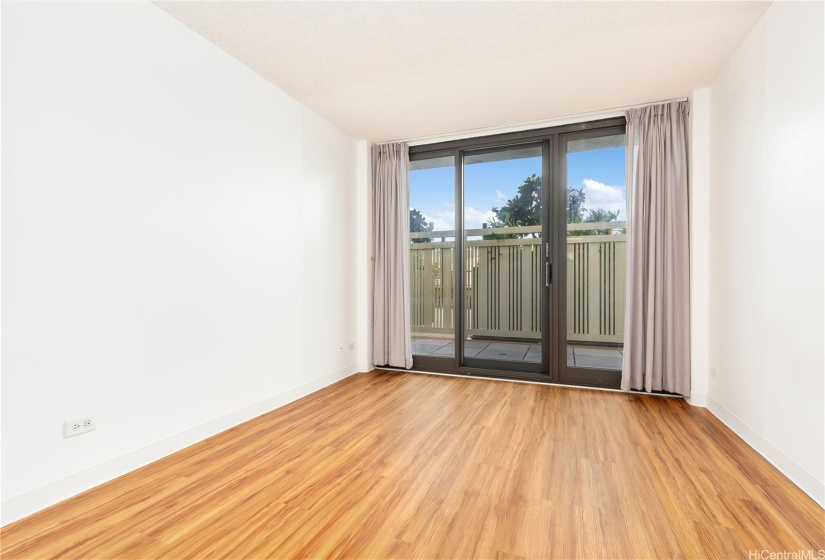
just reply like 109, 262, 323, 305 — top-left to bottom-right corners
556, 125, 627, 389
409, 117, 626, 389
459, 141, 547, 376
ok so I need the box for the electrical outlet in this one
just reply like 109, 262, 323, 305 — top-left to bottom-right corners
338, 343, 345, 353
349, 342, 356, 351
63, 416, 96, 438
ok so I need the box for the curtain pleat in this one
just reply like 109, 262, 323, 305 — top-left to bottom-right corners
622, 102, 691, 396
372, 142, 413, 369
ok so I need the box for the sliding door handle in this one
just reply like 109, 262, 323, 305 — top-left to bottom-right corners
546, 262, 552, 286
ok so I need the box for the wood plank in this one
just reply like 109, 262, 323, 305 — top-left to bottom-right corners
2, 371, 822, 559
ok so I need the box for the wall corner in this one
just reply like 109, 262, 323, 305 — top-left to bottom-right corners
689, 87, 711, 401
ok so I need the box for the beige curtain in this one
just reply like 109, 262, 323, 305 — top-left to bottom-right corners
372, 142, 413, 369
622, 102, 691, 396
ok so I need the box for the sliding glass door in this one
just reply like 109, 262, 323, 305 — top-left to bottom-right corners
408, 118, 626, 388
461, 144, 547, 374
558, 129, 627, 387
409, 154, 456, 364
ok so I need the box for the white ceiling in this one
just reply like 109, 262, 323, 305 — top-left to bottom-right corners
157, 1, 769, 142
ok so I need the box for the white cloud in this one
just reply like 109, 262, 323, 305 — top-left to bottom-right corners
419, 206, 495, 232
424, 203, 458, 233
581, 179, 626, 220
464, 206, 497, 230
423, 213, 453, 232
495, 189, 507, 201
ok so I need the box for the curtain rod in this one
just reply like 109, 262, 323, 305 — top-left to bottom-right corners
387, 97, 689, 146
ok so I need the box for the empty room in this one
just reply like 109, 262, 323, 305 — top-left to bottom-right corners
1, 1, 823, 558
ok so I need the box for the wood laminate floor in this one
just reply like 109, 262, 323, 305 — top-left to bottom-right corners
2, 371, 823, 559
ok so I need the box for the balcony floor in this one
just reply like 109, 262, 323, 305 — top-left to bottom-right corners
412, 336, 623, 370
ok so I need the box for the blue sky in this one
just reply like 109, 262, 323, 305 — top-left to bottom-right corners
410, 146, 626, 232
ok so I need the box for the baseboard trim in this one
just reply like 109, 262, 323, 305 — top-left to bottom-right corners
357, 361, 375, 373
1, 364, 361, 527
707, 397, 824, 507
687, 393, 708, 407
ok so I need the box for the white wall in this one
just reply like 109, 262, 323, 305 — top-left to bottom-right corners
355, 141, 374, 369
707, 1, 824, 505
1, 2, 362, 524
689, 87, 711, 408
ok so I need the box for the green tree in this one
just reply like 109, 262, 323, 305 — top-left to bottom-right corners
409, 208, 434, 243
484, 213, 520, 240
585, 208, 619, 223
478, 176, 622, 239
486, 174, 542, 239
567, 187, 587, 224
572, 208, 622, 236
585, 208, 620, 235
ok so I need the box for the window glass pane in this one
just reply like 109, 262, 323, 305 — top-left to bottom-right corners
566, 134, 626, 370
409, 156, 455, 358
463, 146, 543, 365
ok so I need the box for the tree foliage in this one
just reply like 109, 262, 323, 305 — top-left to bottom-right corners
486, 174, 542, 239
483, 177, 621, 238
574, 208, 622, 236
409, 208, 434, 243
565, 188, 623, 236
567, 187, 586, 224
412, 175, 622, 244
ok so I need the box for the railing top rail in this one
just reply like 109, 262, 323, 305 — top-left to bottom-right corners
410, 221, 626, 239
567, 221, 626, 232
410, 234, 626, 249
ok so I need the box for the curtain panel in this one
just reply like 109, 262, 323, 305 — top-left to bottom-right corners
372, 142, 413, 369
622, 101, 691, 396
